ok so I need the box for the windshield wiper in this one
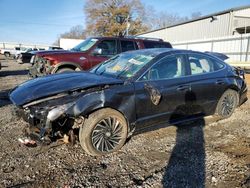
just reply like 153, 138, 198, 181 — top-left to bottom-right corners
95, 69, 106, 76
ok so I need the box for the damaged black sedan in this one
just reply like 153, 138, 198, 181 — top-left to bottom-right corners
10, 48, 247, 156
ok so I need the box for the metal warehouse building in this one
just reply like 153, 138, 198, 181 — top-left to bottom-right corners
139, 5, 250, 64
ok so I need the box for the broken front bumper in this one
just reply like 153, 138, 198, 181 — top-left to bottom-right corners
15, 107, 47, 129
28, 56, 53, 77
29, 63, 54, 77
29, 65, 44, 78
16, 101, 77, 140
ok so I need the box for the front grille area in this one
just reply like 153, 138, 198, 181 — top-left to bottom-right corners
29, 56, 50, 77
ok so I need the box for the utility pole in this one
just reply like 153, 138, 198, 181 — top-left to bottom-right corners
115, 14, 130, 36
125, 15, 130, 36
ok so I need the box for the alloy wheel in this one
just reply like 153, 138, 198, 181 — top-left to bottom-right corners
91, 117, 123, 152
221, 93, 236, 116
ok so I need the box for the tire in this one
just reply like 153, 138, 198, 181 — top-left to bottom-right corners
79, 108, 128, 156
56, 68, 75, 73
216, 89, 239, 119
4, 52, 10, 58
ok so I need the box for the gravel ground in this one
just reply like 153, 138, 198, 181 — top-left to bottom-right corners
0, 56, 249, 188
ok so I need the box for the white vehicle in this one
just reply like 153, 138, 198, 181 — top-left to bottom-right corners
12, 47, 28, 59
0, 48, 12, 57
0, 47, 27, 58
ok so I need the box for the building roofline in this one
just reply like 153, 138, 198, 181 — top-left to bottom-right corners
137, 4, 250, 35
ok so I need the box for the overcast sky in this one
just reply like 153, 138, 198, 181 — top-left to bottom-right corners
0, 0, 249, 45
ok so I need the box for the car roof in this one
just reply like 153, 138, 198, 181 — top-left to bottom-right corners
90, 36, 169, 43
121, 48, 219, 59
120, 48, 185, 56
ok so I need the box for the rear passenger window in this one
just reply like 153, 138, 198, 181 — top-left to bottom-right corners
120, 40, 136, 52
143, 41, 171, 48
188, 54, 224, 75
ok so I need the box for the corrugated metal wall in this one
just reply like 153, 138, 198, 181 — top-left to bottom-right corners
140, 13, 231, 42
139, 7, 250, 43
233, 8, 250, 32
235, 8, 250, 16
172, 34, 250, 63
139, 7, 250, 63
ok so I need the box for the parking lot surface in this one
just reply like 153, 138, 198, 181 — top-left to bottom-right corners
0, 55, 249, 187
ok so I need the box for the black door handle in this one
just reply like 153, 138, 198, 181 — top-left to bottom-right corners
215, 80, 225, 85
177, 85, 190, 91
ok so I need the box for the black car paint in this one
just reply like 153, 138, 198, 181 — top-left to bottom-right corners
10, 49, 248, 138
10, 71, 123, 107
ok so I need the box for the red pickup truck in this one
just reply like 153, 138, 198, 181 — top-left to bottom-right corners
29, 36, 172, 77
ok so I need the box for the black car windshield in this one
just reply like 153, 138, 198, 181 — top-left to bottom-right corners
71, 38, 98, 52
91, 53, 154, 79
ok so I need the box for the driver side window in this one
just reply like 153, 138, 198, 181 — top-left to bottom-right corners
142, 54, 186, 80
95, 40, 117, 56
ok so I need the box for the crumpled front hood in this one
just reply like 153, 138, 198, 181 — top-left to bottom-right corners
10, 72, 123, 106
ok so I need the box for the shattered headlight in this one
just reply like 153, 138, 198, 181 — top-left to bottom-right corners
47, 102, 75, 122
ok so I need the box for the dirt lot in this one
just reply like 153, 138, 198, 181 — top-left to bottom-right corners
0, 56, 249, 188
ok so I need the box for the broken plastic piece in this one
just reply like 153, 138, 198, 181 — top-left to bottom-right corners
63, 134, 69, 144
18, 137, 37, 147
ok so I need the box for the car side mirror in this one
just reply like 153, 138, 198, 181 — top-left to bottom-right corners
92, 48, 102, 56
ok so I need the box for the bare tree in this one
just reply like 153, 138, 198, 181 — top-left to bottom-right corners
53, 38, 60, 46
84, 0, 148, 36
145, 6, 202, 30
191, 12, 202, 19
151, 12, 188, 29
60, 25, 86, 39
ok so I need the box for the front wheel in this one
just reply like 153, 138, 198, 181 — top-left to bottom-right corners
79, 108, 128, 156
56, 68, 75, 73
216, 89, 239, 119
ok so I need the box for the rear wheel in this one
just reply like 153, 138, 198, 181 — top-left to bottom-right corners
56, 67, 75, 73
216, 89, 239, 118
79, 108, 128, 156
